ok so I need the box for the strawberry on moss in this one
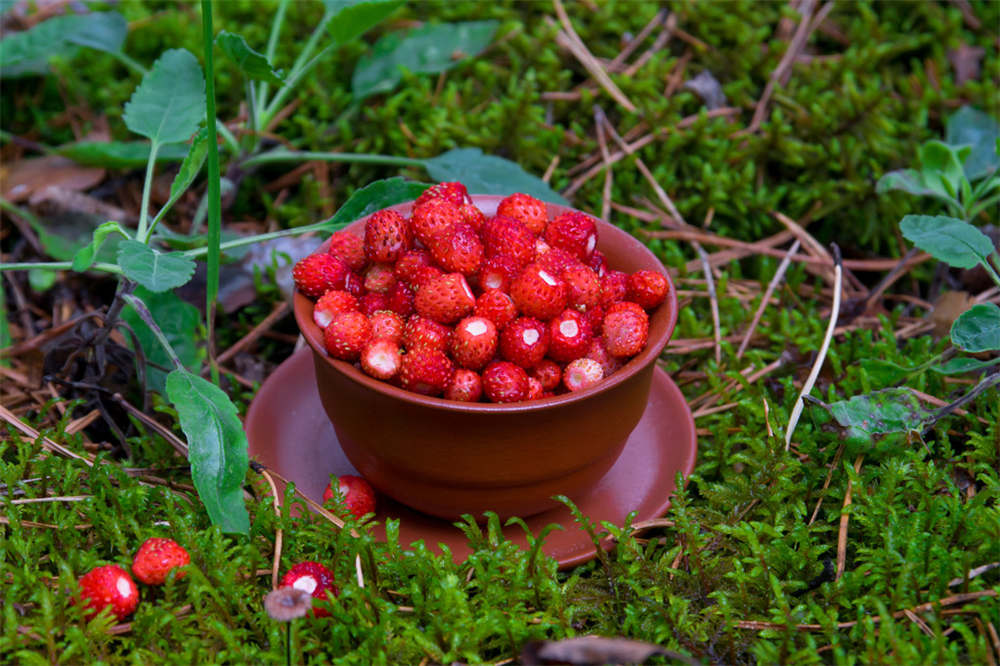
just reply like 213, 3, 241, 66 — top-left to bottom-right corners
75, 564, 139, 621
323, 475, 376, 519
131, 538, 189, 586
280, 562, 338, 618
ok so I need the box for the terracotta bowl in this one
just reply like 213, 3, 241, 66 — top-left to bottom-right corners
293, 195, 678, 520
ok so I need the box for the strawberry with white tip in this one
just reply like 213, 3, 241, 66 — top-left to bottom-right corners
564, 358, 604, 392
75, 564, 139, 620
280, 561, 339, 618
323, 474, 376, 519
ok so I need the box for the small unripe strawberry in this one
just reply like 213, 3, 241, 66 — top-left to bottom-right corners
280, 561, 338, 618
131, 538, 190, 585
76, 564, 139, 620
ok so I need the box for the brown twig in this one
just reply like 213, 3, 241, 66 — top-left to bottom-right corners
737, 240, 800, 359
259, 468, 284, 590
0, 404, 94, 466
836, 454, 864, 581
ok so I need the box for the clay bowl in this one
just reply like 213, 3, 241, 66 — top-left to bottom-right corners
293, 195, 678, 520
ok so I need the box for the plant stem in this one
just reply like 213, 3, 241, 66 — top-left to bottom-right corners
979, 256, 1000, 288
202, 0, 223, 387
0, 261, 122, 275
121, 294, 184, 370
182, 222, 339, 259
285, 623, 292, 666
240, 149, 424, 170
257, 0, 291, 120
260, 43, 333, 127
215, 118, 241, 156
136, 141, 161, 239
111, 50, 148, 76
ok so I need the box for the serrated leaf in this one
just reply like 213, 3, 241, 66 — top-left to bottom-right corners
123, 49, 206, 145
324, 0, 403, 44
117, 240, 196, 292
216, 31, 284, 86
0, 11, 126, 78
56, 141, 192, 168
422, 148, 568, 204
121, 287, 203, 393
817, 388, 936, 439
311, 177, 431, 233
352, 20, 498, 99
931, 356, 1000, 375
946, 106, 1000, 182
899, 215, 994, 269
166, 370, 250, 534
950, 303, 1000, 352
72, 221, 130, 271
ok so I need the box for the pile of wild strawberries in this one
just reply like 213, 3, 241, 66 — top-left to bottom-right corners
293, 182, 669, 403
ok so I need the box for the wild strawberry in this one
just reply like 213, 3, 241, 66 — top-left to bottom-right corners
402, 315, 452, 352
459, 202, 486, 231
585, 338, 623, 377
450, 316, 498, 370
510, 264, 567, 321
324, 311, 371, 361
600, 270, 628, 308
496, 192, 548, 236
482, 361, 529, 403
360, 338, 402, 380
548, 309, 593, 362
323, 475, 376, 519
280, 561, 338, 618
602, 301, 649, 357
411, 265, 445, 288
526, 377, 545, 400
327, 231, 367, 272
561, 264, 601, 311
535, 237, 551, 256
386, 282, 415, 318
369, 311, 404, 343
583, 303, 605, 337
411, 197, 463, 246
364, 209, 411, 263
344, 271, 365, 297
563, 358, 604, 392
399, 347, 454, 396
499, 317, 549, 368
475, 289, 518, 329
358, 292, 389, 316
313, 290, 358, 329
545, 211, 598, 261
476, 255, 519, 292
588, 249, 608, 276
76, 564, 139, 620
415, 181, 471, 208
363, 263, 396, 294
131, 538, 190, 585
530, 359, 562, 391
393, 249, 434, 286
445, 369, 483, 402
293, 253, 349, 300
427, 223, 483, 276
481, 216, 536, 268
537, 246, 582, 277
414, 273, 475, 324
626, 270, 670, 310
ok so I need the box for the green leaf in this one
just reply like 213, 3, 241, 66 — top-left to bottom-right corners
121, 287, 202, 393
216, 31, 284, 86
324, 0, 403, 44
72, 221, 130, 271
918, 141, 966, 199
27, 268, 56, 292
165, 370, 250, 534
123, 49, 206, 145
423, 148, 568, 204
154, 129, 209, 225
860, 359, 914, 386
0, 284, 11, 366
63, 11, 128, 54
950, 303, 1000, 352
946, 106, 1000, 182
899, 215, 994, 269
876, 169, 961, 209
312, 177, 431, 233
930, 356, 1000, 375
56, 141, 192, 168
352, 20, 498, 99
117, 240, 196, 292
816, 388, 936, 440
0, 12, 127, 78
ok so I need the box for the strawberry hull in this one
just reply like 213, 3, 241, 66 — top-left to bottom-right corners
294, 196, 678, 521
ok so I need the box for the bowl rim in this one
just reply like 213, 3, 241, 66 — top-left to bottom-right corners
293, 194, 678, 414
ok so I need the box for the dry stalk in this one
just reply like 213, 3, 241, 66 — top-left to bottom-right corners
836, 454, 864, 581
737, 240, 800, 359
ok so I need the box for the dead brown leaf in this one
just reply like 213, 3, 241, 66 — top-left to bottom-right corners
2, 155, 104, 203
929, 290, 977, 337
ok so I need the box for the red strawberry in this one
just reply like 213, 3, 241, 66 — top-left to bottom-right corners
324, 311, 371, 361
399, 347, 454, 396
323, 475, 376, 519
450, 316, 498, 370
496, 192, 548, 236
313, 290, 358, 329
386, 282, 415, 318
131, 538, 189, 585
459, 202, 486, 231
293, 253, 349, 300
360, 338, 402, 380
545, 211, 598, 261
547, 309, 593, 362
327, 231, 367, 272
280, 561, 338, 618
76, 564, 139, 620
482, 361, 529, 403
561, 264, 601, 311
393, 249, 434, 286
364, 209, 411, 263
481, 216, 535, 268
358, 292, 389, 316
369, 311, 404, 343
585, 337, 623, 376
475, 289, 518, 329
411, 265, 445, 288
402, 315, 452, 352
445, 369, 483, 402
415, 181, 471, 208
427, 223, 483, 276
536, 246, 582, 277
526, 377, 544, 400
499, 317, 549, 368
344, 271, 365, 297
414, 273, 475, 324
510, 263, 567, 321
411, 197, 463, 246
588, 249, 608, 276
600, 270, 628, 308
476, 255, 519, 293
530, 359, 562, 391
626, 270, 670, 310
563, 358, 604, 392
583, 304, 605, 336
363, 263, 397, 294
602, 301, 649, 357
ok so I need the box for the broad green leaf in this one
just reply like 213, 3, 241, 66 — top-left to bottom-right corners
876, 169, 961, 209
860, 359, 914, 386
123, 49, 206, 145
815, 388, 935, 441
931, 356, 1000, 375
0, 11, 126, 78
352, 20, 498, 99
57, 141, 191, 168
166, 370, 250, 534
946, 106, 1000, 182
216, 31, 284, 86
63, 11, 128, 54
72, 221, 130, 271
918, 141, 966, 199
311, 177, 431, 233
27, 269, 56, 292
117, 240, 196, 292
324, 0, 403, 44
423, 148, 568, 204
950, 303, 1000, 352
121, 287, 202, 393
899, 215, 993, 269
